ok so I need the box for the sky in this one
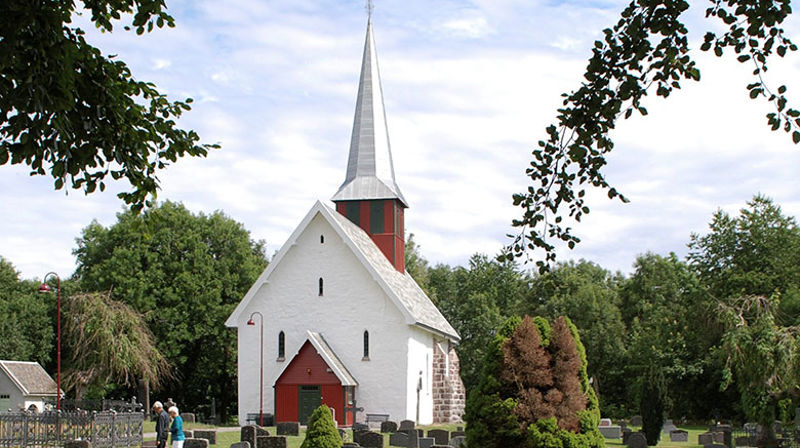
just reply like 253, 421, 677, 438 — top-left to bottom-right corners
2, 0, 800, 281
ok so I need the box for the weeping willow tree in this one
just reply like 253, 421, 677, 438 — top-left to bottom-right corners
62, 292, 172, 399
718, 295, 800, 448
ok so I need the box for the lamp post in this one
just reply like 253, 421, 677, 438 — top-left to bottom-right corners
246, 312, 264, 426
38, 272, 61, 412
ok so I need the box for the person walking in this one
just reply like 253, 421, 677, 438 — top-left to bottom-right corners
153, 401, 169, 448
168, 406, 185, 448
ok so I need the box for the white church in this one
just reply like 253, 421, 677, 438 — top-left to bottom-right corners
225, 16, 466, 427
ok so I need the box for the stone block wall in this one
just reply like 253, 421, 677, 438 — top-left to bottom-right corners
431, 343, 465, 423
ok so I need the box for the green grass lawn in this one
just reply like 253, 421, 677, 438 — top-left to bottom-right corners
606, 425, 706, 448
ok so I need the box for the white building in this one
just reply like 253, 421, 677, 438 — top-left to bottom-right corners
0, 360, 60, 413
225, 17, 465, 427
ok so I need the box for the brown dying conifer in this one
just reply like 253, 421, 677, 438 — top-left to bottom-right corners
502, 315, 555, 424
549, 316, 586, 431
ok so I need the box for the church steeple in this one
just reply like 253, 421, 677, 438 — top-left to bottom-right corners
332, 14, 408, 273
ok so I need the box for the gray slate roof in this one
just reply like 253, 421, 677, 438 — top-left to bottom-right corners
331, 18, 407, 207
306, 331, 358, 386
0, 360, 58, 396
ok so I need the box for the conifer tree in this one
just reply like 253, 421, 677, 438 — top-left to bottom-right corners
641, 367, 667, 446
549, 316, 587, 431
301, 405, 342, 448
502, 315, 555, 423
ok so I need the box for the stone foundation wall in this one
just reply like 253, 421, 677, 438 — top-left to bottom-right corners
431, 343, 465, 423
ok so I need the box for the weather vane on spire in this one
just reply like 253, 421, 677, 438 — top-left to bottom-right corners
366, 0, 374, 19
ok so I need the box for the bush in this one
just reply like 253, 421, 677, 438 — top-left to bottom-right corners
300, 405, 342, 448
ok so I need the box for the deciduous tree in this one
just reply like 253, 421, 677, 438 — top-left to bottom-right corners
0, 1, 216, 210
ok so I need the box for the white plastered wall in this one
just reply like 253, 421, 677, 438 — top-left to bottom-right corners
0, 370, 25, 412
236, 212, 414, 424
406, 327, 434, 424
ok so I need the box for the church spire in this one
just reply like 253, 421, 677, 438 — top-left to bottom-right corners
331, 13, 408, 207
333, 13, 408, 273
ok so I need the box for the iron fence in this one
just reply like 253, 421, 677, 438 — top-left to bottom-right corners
0, 411, 143, 448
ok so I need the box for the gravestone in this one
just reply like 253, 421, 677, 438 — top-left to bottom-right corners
622, 428, 633, 444
600, 418, 613, 427
356, 431, 384, 448
184, 430, 194, 439
399, 420, 416, 431
715, 425, 733, 447
276, 422, 299, 437
735, 436, 754, 447
670, 430, 689, 442
390, 432, 409, 447
406, 429, 419, 448
626, 432, 647, 448
381, 421, 398, 433
65, 441, 90, 448
448, 436, 465, 447
256, 436, 287, 448
427, 430, 449, 445
599, 426, 622, 439
184, 439, 209, 448
631, 416, 643, 426
354, 423, 370, 432
419, 438, 434, 448
194, 430, 217, 445
662, 419, 678, 433
183, 413, 196, 423
449, 431, 465, 439
230, 442, 250, 448
698, 432, 715, 445
241, 425, 269, 448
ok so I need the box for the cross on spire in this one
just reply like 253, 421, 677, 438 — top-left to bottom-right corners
366, 0, 374, 19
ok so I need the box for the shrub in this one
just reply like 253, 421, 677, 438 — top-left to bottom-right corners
301, 405, 342, 448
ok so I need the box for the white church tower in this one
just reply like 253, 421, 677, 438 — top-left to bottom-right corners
226, 12, 465, 427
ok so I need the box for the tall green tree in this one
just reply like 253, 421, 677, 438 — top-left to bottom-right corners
73, 201, 267, 419
0, 1, 215, 210
62, 291, 171, 400
507, 0, 799, 268
688, 195, 800, 323
0, 257, 53, 366
717, 295, 800, 448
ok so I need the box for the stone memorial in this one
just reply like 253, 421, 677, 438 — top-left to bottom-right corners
399, 420, 416, 431
230, 442, 250, 448
419, 438, 434, 448
194, 430, 217, 445
356, 431, 384, 448
276, 422, 299, 437
599, 425, 622, 439
662, 419, 678, 433
670, 430, 689, 442
449, 431, 465, 439
256, 436, 287, 448
354, 423, 370, 432
381, 421, 398, 433
427, 430, 449, 446
698, 432, 715, 445
184, 430, 194, 439
448, 436, 465, 448
184, 439, 209, 448
630, 416, 643, 426
626, 432, 647, 448
183, 413, 196, 423
390, 432, 409, 447
622, 428, 633, 444
600, 418, 613, 427
241, 425, 269, 448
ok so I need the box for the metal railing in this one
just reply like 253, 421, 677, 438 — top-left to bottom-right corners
0, 411, 143, 448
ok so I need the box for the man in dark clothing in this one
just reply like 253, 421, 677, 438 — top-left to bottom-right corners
153, 401, 169, 448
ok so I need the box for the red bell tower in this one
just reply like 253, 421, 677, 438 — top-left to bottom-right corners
332, 16, 407, 272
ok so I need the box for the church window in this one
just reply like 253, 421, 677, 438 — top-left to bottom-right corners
370, 202, 384, 234
363, 330, 370, 360
318, 278, 324, 296
278, 331, 285, 360
345, 202, 360, 225
320, 234, 324, 244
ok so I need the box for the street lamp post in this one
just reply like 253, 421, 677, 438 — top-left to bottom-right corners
38, 272, 61, 412
246, 312, 264, 426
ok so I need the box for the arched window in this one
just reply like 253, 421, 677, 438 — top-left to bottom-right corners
363, 330, 369, 359
320, 234, 325, 244
318, 278, 324, 296
278, 331, 285, 360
